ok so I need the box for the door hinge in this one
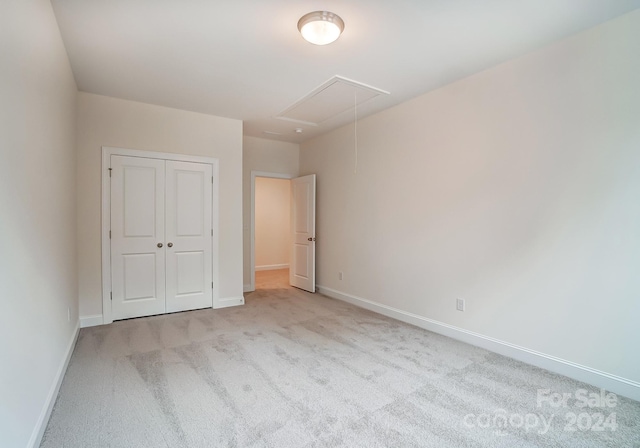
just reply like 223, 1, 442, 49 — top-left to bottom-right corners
211, 176, 213, 184
211, 229, 213, 236
211, 282, 214, 289
109, 230, 111, 239
110, 291, 112, 301
108, 167, 112, 177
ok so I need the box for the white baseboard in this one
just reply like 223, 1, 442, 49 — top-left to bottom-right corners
28, 321, 80, 448
214, 296, 245, 309
80, 314, 104, 328
81, 297, 248, 324
317, 285, 640, 402
243, 284, 254, 293
255, 264, 289, 271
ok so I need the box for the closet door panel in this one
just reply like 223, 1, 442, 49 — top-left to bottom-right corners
165, 160, 213, 312
111, 155, 166, 320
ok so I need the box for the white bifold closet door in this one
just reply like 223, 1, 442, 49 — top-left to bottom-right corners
111, 155, 212, 321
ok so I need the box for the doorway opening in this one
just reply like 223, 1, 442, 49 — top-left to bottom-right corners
255, 176, 290, 290
250, 171, 294, 292
249, 171, 316, 294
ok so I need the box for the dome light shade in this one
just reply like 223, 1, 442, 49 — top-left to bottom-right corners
297, 11, 344, 45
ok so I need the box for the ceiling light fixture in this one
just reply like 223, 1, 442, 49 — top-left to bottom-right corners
297, 11, 344, 46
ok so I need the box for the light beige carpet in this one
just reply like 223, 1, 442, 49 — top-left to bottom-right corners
42, 271, 640, 447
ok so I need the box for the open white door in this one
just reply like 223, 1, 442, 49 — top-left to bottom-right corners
290, 174, 316, 292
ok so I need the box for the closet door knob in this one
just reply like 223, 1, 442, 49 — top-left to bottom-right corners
157, 243, 163, 248
168, 242, 173, 248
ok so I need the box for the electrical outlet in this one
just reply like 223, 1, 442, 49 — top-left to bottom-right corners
338, 272, 343, 280
456, 298, 465, 312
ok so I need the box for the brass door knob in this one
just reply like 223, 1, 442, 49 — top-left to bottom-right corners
168, 242, 173, 247
157, 243, 163, 248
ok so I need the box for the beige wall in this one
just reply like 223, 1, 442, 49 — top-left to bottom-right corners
255, 177, 290, 269
0, 0, 78, 446
243, 136, 299, 287
300, 11, 640, 384
77, 92, 243, 317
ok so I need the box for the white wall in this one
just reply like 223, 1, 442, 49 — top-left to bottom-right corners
300, 11, 640, 386
255, 177, 290, 269
243, 136, 299, 286
0, 1, 78, 446
77, 92, 243, 318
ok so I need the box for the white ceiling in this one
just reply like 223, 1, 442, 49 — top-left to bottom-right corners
51, 0, 640, 143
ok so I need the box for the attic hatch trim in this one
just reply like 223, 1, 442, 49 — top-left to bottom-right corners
274, 75, 390, 126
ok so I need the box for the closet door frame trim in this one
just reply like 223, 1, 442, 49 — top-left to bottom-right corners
101, 146, 220, 325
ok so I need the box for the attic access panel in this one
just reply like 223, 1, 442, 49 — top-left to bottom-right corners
275, 76, 389, 126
